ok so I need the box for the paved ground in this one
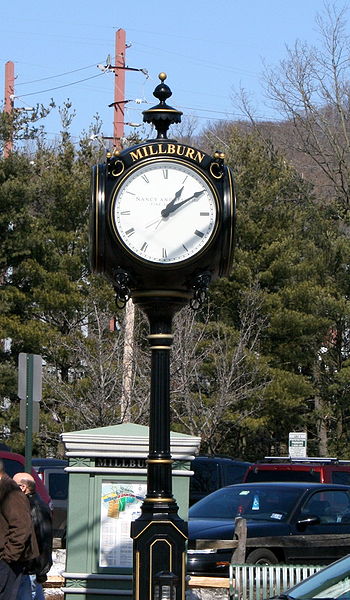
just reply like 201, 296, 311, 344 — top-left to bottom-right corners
45, 550, 230, 599
187, 590, 229, 599
45, 589, 229, 600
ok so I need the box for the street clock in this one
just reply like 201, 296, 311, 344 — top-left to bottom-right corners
90, 94, 236, 304
89, 72, 236, 600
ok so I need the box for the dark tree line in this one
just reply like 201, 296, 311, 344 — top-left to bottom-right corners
2, 4, 350, 459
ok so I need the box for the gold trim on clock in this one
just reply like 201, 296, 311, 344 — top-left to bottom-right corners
147, 333, 174, 340
146, 458, 173, 464
144, 497, 173, 503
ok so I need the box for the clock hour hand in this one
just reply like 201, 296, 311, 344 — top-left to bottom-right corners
161, 190, 204, 217
161, 186, 184, 217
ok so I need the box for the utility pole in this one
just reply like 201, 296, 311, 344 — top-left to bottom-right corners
113, 28, 126, 150
102, 28, 147, 150
4, 61, 14, 157
111, 29, 134, 421
102, 28, 148, 420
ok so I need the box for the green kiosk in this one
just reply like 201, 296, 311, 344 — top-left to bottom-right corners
60, 423, 200, 599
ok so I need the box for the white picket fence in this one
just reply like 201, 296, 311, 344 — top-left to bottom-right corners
229, 563, 322, 600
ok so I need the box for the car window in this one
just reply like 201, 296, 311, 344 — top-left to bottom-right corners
224, 463, 248, 485
48, 472, 68, 500
246, 469, 321, 483
333, 471, 350, 486
190, 461, 219, 495
301, 490, 350, 524
189, 486, 303, 521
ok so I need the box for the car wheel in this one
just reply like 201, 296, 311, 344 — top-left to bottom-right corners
246, 549, 278, 565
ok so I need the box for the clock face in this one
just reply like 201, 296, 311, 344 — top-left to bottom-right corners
111, 160, 218, 264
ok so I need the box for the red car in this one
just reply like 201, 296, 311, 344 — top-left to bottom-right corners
244, 457, 350, 486
0, 450, 52, 508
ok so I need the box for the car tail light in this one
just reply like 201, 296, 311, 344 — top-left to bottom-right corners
215, 561, 230, 568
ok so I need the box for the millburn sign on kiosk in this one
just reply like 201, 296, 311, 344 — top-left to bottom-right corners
90, 73, 236, 600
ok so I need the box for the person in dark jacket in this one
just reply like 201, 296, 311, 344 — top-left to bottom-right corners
0, 460, 38, 600
13, 473, 52, 600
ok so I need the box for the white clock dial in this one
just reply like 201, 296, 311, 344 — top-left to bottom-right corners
111, 161, 218, 264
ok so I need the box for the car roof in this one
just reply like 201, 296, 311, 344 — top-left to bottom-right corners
192, 456, 251, 464
0, 450, 18, 459
248, 462, 349, 467
0, 450, 52, 504
32, 458, 68, 466
226, 481, 350, 490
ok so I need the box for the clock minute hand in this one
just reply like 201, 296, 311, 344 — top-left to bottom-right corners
161, 190, 204, 217
161, 186, 184, 218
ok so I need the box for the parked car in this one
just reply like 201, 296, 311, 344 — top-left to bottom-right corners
190, 456, 251, 506
0, 450, 52, 507
32, 458, 68, 543
244, 457, 350, 485
187, 482, 350, 576
272, 553, 350, 600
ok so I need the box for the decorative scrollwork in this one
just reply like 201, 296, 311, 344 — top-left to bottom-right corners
210, 161, 224, 179
210, 150, 225, 179
113, 268, 132, 309
111, 159, 125, 177
190, 271, 211, 310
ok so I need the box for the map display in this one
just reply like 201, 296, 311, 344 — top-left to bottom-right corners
99, 480, 146, 567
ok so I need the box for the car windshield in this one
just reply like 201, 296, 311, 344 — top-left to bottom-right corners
189, 485, 303, 522
284, 555, 350, 599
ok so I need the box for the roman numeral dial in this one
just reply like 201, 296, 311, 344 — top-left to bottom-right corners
111, 160, 218, 264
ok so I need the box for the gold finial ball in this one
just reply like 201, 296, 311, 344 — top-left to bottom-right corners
106, 151, 112, 158
159, 72, 167, 82
214, 151, 220, 159
219, 152, 225, 159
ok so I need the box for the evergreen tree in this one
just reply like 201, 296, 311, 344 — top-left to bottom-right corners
205, 127, 350, 458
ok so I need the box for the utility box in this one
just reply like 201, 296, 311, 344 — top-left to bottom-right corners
60, 423, 200, 600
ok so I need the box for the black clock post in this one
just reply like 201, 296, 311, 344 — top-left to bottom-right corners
131, 293, 189, 600
90, 73, 236, 600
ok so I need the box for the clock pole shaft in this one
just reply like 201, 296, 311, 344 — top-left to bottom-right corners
147, 309, 174, 500
131, 295, 188, 600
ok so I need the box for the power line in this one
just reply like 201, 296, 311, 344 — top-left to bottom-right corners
132, 41, 259, 78
15, 71, 107, 98
17, 63, 100, 86
125, 99, 278, 123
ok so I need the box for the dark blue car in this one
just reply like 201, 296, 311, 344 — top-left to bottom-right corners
187, 482, 350, 576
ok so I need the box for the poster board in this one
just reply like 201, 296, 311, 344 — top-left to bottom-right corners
99, 480, 146, 568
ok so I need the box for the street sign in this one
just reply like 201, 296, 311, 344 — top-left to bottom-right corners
19, 398, 39, 433
18, 353, 42, 472
18, 353, 42, 401
289, 432, 307, 458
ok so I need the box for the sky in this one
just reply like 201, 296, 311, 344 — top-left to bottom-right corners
0, 0, 342, 149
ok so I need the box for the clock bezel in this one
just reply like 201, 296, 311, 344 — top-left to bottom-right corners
90, 164, 106, 274
109, 157, 221, 268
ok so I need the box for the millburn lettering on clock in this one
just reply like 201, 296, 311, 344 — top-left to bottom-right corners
130, 144, 205, 164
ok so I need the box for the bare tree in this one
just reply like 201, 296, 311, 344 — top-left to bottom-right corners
262, 3, 350, 213
43, 301, 127, 430
170, 287, 269, 452
42, 284, 267, 453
